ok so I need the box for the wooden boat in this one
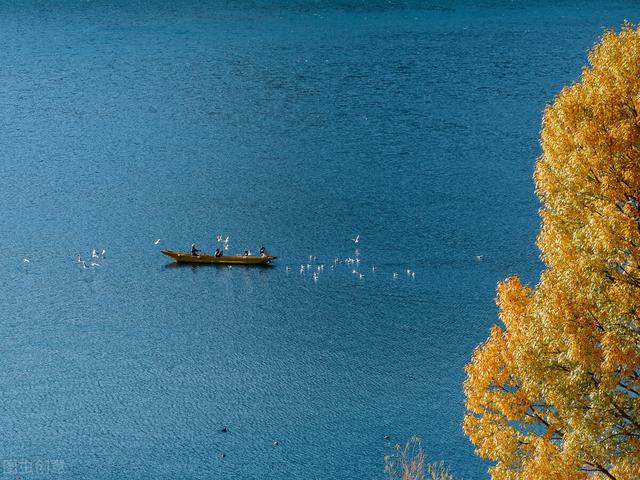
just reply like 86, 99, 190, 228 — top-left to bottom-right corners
161, 250, 277, 265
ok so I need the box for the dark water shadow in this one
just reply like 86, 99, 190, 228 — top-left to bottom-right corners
162, 262, 277, 270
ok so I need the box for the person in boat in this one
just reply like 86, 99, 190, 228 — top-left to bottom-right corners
259, 246, 269, 257
191, 243, 200, 256
214, 248, 222, 258
243, 250, 250, 257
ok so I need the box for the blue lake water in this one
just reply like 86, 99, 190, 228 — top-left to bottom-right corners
0, 1, 637, 479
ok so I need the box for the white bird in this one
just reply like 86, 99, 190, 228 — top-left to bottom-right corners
411, 272, 415, 279
475, 255, 483, 261
216, 234, 222, 242
81, 261, 89, 269
406, 269, 412, 275
371, 266, 376, 272
351, 234, 360, 244
91, 262, 100, 267
92, 249, 99, 258
352, 269, 358, 275
101, 249, 106, 257
285, 265, 291, 271
359, 273, 364, 280
77, 255, 82, 263
300, 265, 305, 273
23, 258, 30, 263
393, 272, 399, 279
154, 239, 161, 245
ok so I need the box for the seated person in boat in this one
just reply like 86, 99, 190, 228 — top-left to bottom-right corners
214, 248, 222, 258
191, 243, 200, 256
243, 250, 250, 257
259, 246, 269, 257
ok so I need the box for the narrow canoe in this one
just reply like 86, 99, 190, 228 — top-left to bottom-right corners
161, 250, 277, 265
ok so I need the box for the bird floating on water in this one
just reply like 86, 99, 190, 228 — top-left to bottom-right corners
154, 239, 161, 245
351, 234, 360, 244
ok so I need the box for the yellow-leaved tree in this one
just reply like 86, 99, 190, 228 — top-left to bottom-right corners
464, 24, 640, 480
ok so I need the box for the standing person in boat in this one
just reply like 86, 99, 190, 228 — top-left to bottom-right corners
191, 243, 200, 256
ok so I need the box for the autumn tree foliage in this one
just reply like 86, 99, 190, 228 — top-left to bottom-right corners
464, 24, 640, 480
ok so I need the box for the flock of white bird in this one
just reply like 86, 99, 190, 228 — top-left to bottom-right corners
76, 249, 106, 269
285, 234, 417, 283
20, 235, 428, 283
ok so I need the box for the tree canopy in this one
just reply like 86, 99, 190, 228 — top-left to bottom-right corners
464, 24, 640, 480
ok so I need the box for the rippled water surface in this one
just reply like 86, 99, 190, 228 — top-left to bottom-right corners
0, 1, 637, 479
